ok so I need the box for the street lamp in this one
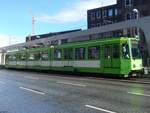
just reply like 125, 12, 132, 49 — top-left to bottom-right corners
133, 9, 139, 19
132, 8, 140, 39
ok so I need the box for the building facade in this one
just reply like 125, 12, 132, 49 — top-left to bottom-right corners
88, 0, 150, 29
26, 29, 81, 42
26, 29, 81, 46
117, 0, 150, 21
87, 4, 118, 28
87, 0, 150, 65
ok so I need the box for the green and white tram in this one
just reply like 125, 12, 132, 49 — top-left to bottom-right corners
5, 37, 143, 77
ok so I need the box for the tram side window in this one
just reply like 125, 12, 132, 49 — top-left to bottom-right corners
6, 55, 9, 61
6, 55, 11, 61
113, 45, 120, 58
34, 53, 41, 60
28, 53, 41, 61
131, 42, 141, 59
75, 47, 85, 60
6, 54, 16, 61
12, 55, 16, 61
20, 54, 26, 61
41, 52, 49, 61
64, 48, 73, 60
122, 43, 130, 59
88, 46, 100, 60
10, 55, 16, 61
28, 54, 34, 61
104, 46, 111, 59
54, 49, 62, 60
5, 55, 10, 63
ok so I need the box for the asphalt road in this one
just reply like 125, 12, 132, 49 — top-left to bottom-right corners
0, 69, 150, 113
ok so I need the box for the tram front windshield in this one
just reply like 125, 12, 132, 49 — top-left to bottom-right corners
131, 41, 141, 59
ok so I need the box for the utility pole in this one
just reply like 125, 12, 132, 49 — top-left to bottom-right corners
29, 10, 36, 35
9, 35, 12, 46
8, 35, 15, 47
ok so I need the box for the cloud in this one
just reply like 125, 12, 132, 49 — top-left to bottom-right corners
0, 34, 24, 47
0, 0, 117, 47
37, 0, 116, 24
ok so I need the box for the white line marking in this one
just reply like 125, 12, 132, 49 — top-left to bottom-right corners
0, 81, 6, 84
19, 87, 45, 95
85, 105, 117, 113
128, 92, 150, 97
57, 81, 87, 87
24, 76, 39, 80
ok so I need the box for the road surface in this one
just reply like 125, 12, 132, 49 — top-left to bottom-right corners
0, 69, 150, 113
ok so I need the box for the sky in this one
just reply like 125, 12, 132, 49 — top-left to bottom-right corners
0, 0, 116, 47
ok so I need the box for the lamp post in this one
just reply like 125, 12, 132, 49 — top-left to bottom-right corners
133, 9, 139, 19
132, 9, 140, 39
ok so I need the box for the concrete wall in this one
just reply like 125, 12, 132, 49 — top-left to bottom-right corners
0, 53, 2, 65
0, 53, 5, 65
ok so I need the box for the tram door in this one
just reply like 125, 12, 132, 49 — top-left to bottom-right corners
64, 48, 73, 67
112, 44, 120, 68
103, 45, 112, 68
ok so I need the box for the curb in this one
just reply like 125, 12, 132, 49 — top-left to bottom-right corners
98, 77, 150, 85
119, 79, 150, 85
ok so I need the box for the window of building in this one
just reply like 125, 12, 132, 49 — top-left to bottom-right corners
108, 9, 113, 17
140, 0, 144, 4
91, 24, 95, 28
103, 9, 107, 18
64, 48, 73, 60
51, 40, 59, 45
115, 9, 118, 16
61, 39, 68, 44
91, 12, 95, 20
41, 52, 49, 61
125, 0, 132, 6
113, 45, 120, 58
75, 47, 85, 60
88, 46, 100, 60
54, 49, 62, 60
96, 10, 101, 19
97, 23, 101, 27
104, 46, 111, 59
126, 13, 132, 20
